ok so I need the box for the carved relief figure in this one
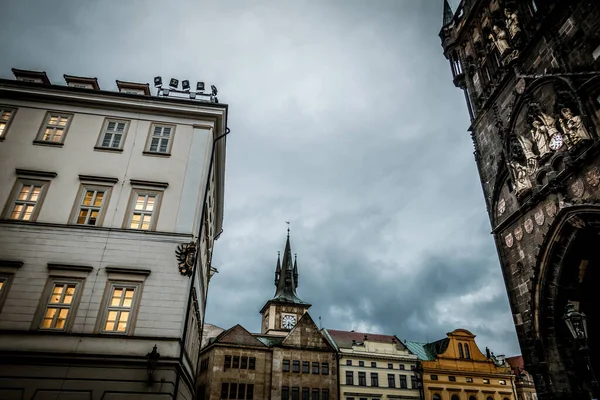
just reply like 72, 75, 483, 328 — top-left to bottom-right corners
489, 25, 511, 56
537, 112, 567, 150
531, 121, 552, 158
505, 9, 521, 39
509, 160, 532, 195
517, 135, 538, 174
559, 108, 591, 145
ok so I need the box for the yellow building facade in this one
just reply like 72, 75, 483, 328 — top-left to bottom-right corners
406, 329, 516, 400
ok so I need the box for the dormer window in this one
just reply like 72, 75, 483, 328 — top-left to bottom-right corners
64, 75, 100, 90
116, 80, 150, 96
12, 68, 51, 84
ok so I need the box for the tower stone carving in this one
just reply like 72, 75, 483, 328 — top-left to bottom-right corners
440, 1, 600, 399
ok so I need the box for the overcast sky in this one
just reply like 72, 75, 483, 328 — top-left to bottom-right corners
0, 0, 520, 356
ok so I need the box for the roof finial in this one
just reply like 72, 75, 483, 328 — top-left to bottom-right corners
285, 221, 290, 237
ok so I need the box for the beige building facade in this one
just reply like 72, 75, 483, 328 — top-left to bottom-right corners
323, 329, 420, 400
0, 69, 228, 399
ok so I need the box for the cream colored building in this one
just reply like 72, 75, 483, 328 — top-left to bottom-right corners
323, 329, 420, 400
0, 69, 228, 399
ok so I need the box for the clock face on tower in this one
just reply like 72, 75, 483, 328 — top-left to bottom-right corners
282, 314, 297, 329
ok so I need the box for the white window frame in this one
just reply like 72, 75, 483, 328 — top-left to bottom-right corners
71, 185, 112, 226
35, 112, 73, 145
96, 119, 129, 150
144, 123, 175, 155
99, 282, 142, 335
0, 106, 17, 140
2, 178, 50, 222
124, 189, 163, 231
35, 278, 84, 331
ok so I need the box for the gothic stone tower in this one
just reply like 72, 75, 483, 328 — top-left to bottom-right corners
260, 230, 311, 336
439, 1, 600, 399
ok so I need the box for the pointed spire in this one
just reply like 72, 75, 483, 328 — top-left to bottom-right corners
293, 253, 298, 289
275, 251, 281, 286
442, 0, 454, 27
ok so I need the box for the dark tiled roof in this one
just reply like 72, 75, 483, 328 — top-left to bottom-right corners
506, 355, 525, 375
424, 338, 449, 357
325, 329, 406, 350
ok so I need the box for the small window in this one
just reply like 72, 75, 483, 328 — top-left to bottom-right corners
37, 279, 82, 330
35, 113, 72, 145
321, 389, 329, 400
241, 356, 248, 369
411, 375, 417, 389
145, 124, 174, 155
224, 355, 231, 369
100, 282, 140, 334
321, 362, 329, 375
346, 359, 352, 366
282, 387, 289, 400
431, 375, 438, 381
483, 378, 490, 384
399, 375, 407, 388
0, 107, 16, 140
466, 377, 473, 383
433, 395, 441, 400
371, 372, 379, 387
410, 364, 416, 371
233, 356, 240, 368
388, 363, 393, 369
451, 396, 460, 400
399, 364, 405, 370
388, 374, 396, 388
249, 357, 256, 370
312, 362, 319, 374
229, 383, 237, 399
311, 389, 319, 400
302, 361, 309, 373
125, 189, 162, 231
3, 179, 49, 221
449, 376, 456, 382
358, 371, 366, 386
283, 359, 290, 372
72, 186, 110, 226
359, 361, 365, 367
499, 379, 507, 385
302, 389, 310, 400
221, 383, 229, 399
292, 387, 299, 400
458, 343, 465, 358
346, 371, 354, 385
371, 361, 377, 368
97, 119, 129, 150
238, 384, 246, 400
464, 344, 471, 359
292, 360, 300, 373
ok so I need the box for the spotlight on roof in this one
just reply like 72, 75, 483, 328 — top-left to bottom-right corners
182, 80, 190, 91
169, 78, 179, 89
212, 96, 219, 104
162, 88, 170, 96
189, 92, 196, 99
154, 76, 162, 87
211, 85, 218, 96
196, 82, 205, 92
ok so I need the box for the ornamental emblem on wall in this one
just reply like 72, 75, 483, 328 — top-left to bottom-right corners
497, 198, 506, 216
534, 209, 545, 226
570, 179, 585, 198
545, 202, 557, 218
524, 218, 534, 233
505, 233, 514, 248
514, 226, 523, 241
586, 168, 600, 187
175, 241, 197, 277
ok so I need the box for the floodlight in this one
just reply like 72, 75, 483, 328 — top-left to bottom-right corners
212, 96, 219, 104
154, 76, 162, 87
189, 92, 197, 99
169, 78, 179, 88
182, 80, 190, 91
211, 85, 218, 96
196, 82, 205, 91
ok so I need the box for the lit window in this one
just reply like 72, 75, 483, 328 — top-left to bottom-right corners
499, 379, 507, 385
39, 281, 81, 330
483, 378, 490, 384
74, 186, 109, 226
466, 377, 473, 383
145, 124, 174, 154
4, 179, 49, 221
36, 113, 72, 144
0, 274, 14, 312
126, 190, 162, 231
0, 107, 16, 139
101, 283, 139, 333
98, 119, 129, 150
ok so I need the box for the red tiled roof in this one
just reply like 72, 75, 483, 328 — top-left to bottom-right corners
506, 355, 524, 374
326, 329, 405, 349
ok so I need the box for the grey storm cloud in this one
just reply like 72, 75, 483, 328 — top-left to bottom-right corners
0, 0, 519, 355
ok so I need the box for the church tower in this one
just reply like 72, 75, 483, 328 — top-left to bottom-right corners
440, 1, 600, 399
260, 229, 311, 336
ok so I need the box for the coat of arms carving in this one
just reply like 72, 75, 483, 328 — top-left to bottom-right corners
524, 218, 534, 233
505, 233, 514, 248
176, 241, 197, 277
570, 179, 585, 198
545, 202, 557, 218
514, 226, 524, 241
534, 209, 545, 226
586, 168, 600, 187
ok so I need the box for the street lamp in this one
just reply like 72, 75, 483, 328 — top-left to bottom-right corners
564, 301, 599, 399
146, 344, 160, 383
413, 361, 424, 400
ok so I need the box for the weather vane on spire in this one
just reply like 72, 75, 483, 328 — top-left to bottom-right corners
285, 221, 290, 236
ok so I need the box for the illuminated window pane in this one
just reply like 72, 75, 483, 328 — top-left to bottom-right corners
103, 285, 137, 334
39, 282, 78, 330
